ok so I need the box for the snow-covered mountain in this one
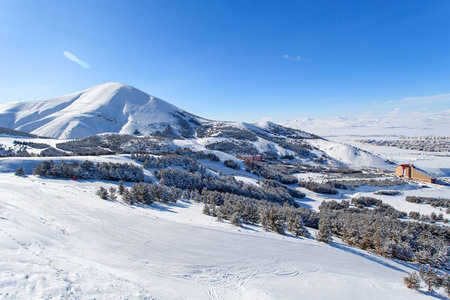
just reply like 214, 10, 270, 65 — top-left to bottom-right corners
0, 82, 392, 169
0, 82, 206, 139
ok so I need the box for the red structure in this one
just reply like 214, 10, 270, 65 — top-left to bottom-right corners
236, 154, 263, 163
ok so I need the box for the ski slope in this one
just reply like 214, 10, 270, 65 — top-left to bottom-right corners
0, 171, 436, 299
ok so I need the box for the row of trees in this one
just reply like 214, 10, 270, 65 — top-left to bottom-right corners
374, 190, 402, 195
406, 196, 450, 208
404, 267, 450, 295
96, 181, 180, 205
298, 181, 338, 195
33, 160, 145, 182
13, 140, 50, 149
409, 211, 449, 224
327, 178, 404, 189
319, 200, 450, 270
247, 162, 299, 184
350, 196, 407, 218
156, 168, 303, 206
200, 189, 313, 236
57, 134, 171, 155
205, 140, 259, 155
132, 151, 220, 170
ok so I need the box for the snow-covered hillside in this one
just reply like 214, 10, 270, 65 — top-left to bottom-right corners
0, 171, 435, 299
307, 139, 393, 170
0, 82, 206, 139
0, 82, 391, 170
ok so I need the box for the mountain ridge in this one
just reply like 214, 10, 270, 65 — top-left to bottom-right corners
0, 82, 390, 169
0, 82, 206, 139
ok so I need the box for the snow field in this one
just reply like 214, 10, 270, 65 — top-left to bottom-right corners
0, 172, 439, 299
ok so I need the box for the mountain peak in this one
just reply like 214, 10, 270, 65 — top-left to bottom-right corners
85, 82, 138, 94
0, 82, 203, 139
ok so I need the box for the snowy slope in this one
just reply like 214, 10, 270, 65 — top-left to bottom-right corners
329, 136, 450, 178
0, 82, 205, 139
307, 139, 393, 170
0, 82, 387, 169
0, 172, 434, 299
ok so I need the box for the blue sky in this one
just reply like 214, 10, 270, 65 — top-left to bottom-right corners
1, 0, 449, 122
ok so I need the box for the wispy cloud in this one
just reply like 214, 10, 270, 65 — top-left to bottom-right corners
63, 51, 90, 69
384, 93, 450, 106
283, 54, 302, 61
259, 117, 274, 123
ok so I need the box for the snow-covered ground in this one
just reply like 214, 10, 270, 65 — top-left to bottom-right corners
279, 114, 450, 178
294, 172, 450, 219
328, 135, 450, 178
0, 171, 440, 299
1, 144, 449, 299
1, 126, 449, 299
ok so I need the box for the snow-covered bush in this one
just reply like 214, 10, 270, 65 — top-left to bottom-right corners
351, 196, 382, 208
316, 217, 332, 243
419, 267, 439, 291
298, 181, 338, 195
224, 159, 240, 170
14, 166, 25, 176
409, 211, 420, 220
96, 187, 108, 200
374, 190, 401, 196
205, 153, 220, 162
403, 272, 421, 289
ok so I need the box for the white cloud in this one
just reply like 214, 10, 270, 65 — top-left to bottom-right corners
387, 107, 400, 116
283, 54, 302, 61
63, 51, 90, 69
278, 109, 450, 136
384, 93, 450, 106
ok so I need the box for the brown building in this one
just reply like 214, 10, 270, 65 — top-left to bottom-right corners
395, 164, 436, 183
236, 154, 263, 165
